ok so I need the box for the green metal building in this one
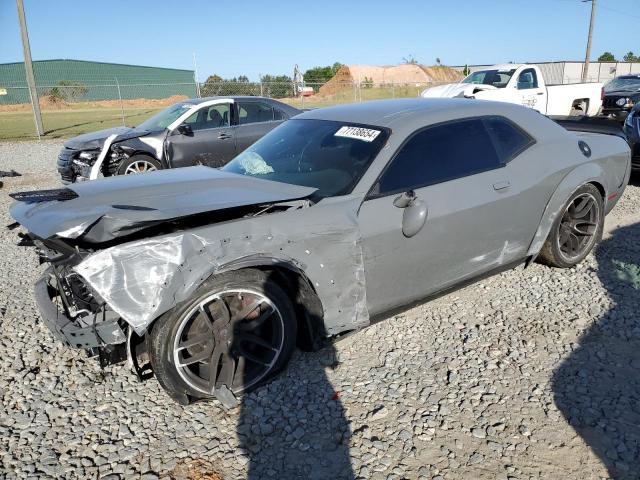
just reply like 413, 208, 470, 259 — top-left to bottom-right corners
0, 59, 197, 104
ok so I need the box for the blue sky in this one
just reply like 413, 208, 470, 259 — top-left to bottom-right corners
1, 0, 638, 81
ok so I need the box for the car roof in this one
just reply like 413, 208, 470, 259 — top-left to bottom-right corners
182, 96, 286, 104
295, 98, 536, 129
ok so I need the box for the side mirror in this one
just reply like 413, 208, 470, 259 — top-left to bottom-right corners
176, 123, 193, 136
393, 190, 428, 238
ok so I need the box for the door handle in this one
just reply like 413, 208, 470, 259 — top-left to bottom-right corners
493, 180, 511, 191
536, 92, 544, 95
218, 133, 231, 140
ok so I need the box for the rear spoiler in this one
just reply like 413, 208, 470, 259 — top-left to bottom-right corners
550, 115, 628, 142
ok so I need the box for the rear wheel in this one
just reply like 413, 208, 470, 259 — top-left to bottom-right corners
116, 155, 162, 176
538, 184, 603, 268
149, 269, 297, 404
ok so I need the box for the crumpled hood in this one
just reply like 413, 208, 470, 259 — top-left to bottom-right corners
63, 126, 149, 151
421, 82, 497, 98
10, 166, 317, 243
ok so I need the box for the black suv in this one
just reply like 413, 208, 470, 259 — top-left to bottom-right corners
602, 75, 640, 122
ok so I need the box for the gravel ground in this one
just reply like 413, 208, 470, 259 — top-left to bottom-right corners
1, 140, 639, 480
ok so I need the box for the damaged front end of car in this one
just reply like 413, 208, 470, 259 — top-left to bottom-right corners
8, 169, 356, 380
10, 208, 130, 368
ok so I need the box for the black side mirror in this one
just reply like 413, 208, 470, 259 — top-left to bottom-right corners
176, 123, 193, 136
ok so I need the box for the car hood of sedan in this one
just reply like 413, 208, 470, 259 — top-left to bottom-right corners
63, 126, 150, 151
10, 166, 317, 243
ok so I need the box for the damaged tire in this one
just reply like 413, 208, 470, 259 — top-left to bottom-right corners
149, 269, 296, 405
537, 184, 603, 268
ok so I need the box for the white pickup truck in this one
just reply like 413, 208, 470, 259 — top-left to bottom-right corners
421, 64, 603, 116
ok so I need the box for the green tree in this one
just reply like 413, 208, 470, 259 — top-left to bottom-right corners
463, 64, 470, 76
200, 74, 259, 97
402, 55, 418, 65
46, 80, 88, 102
303, 63, 344, 92
597, 52, 616, 62
623, 51, 638, 62
261, 74, 293, 98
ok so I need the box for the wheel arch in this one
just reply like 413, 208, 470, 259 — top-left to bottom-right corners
215, 257, 327, 352
527, 163, 606, 257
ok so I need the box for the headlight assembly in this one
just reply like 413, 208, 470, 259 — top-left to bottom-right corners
78, 150, 99, 162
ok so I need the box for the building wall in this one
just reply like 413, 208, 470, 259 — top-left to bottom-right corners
0, 59, 197, 104
453, 61, 640, 85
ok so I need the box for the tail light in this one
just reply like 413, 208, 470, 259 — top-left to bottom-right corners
601, 87, 604, 101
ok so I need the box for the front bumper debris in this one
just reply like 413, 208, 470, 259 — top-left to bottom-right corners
34, 269, 126, 349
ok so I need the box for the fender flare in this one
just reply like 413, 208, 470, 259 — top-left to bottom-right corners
215, 254, 327, 350
527, 162, 606, 256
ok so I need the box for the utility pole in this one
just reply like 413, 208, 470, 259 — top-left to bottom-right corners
582, 0, 596, 82
192, 52, 201, 98
16, 0, 43, 137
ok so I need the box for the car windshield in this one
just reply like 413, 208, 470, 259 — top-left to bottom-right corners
462, 69, 516, 88
137, 103, 193, 131
222, 119, 389, 197
605, 77, 640, 92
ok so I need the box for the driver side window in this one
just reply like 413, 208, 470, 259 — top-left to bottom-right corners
183, 104, 231, 131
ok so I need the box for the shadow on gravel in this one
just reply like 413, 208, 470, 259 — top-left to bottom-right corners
553, 222, 640, 479
236, 271, 354, 480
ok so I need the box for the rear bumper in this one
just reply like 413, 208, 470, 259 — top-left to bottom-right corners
601, 109, 630, 122
34, 270, 126, 349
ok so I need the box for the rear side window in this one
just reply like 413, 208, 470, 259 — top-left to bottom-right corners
483, 116, 534, 162
238, 102, 275, 124
376, 118, 501, 194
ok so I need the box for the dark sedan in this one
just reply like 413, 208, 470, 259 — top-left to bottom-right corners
623, 104, 640, 171
57, 96, 301, 183
602, 75, 640, 122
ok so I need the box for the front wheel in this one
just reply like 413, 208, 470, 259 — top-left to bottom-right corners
148, 269, 297, 404
537, 184, 604, 268
116, 155, 162, 176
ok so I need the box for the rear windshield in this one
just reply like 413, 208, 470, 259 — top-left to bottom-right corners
605, 76, 640, 92
462, 69, 516, 88
222, 119, 389, 197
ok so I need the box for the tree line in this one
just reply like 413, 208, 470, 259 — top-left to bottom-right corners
598, 51, 640, 62
200, 63, 344, 98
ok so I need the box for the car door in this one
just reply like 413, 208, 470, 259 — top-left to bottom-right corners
165, 102, 236, 168
358, 116, 539, 316
234, 101, 286, 154
516, 68, 547, 113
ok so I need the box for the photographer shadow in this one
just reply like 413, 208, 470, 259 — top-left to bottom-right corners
236, 270, 355, 479
553, 221, 640, 479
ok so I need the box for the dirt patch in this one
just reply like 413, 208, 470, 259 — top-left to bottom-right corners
168, 459, 224, 480
0, 95, 189, 113
318, 64, 463, 95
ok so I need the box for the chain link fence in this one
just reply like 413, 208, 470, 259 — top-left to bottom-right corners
1, 80, 448, 140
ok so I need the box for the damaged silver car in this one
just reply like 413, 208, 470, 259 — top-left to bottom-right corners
10, 98, 631, 405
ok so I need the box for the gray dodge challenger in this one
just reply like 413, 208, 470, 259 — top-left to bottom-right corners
10, 98, 631, 405
57, 96, 301, 183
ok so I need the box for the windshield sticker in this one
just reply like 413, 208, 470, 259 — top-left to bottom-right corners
335, 126, 381, 142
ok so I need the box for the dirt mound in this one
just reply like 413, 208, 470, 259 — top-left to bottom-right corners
0, 95, 189, 113
318, 64, 462, 95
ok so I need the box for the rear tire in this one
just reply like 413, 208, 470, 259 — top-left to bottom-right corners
116, 155, 162, 176
537, 184, 603, 268
149, 269, 297, 404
